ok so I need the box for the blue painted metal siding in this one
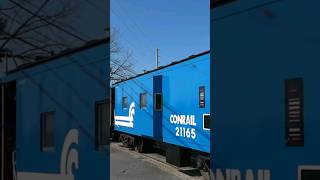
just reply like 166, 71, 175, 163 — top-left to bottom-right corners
114, 53, 210, 153
211, 1, 320, 179
2, 43, 109, 179
114, 76, 154, 138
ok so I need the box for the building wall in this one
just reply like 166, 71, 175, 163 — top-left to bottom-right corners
211, 1, 320, 179
4, 42, 109, 179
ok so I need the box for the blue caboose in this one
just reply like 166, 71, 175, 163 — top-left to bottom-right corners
0, 39, 109, 180
211, 1, 320, 180
112, 51, 210, 167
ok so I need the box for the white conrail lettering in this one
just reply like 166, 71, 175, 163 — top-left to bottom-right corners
169, 115, 196, 126
170, 114, 197, 139
212, 169, 271, 180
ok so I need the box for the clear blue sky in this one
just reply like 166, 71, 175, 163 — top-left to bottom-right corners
111, 0, 210, 74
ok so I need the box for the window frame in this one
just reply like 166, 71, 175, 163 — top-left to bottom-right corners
298, 166, 320, 180
203, 114, 210, 131
40, 111, 55, 152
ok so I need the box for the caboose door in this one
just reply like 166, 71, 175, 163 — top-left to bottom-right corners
153, 75, 163, 141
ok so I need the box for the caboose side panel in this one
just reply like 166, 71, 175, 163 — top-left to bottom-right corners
211, 1, 320, 179
1, 40, 109, 180
162, 54, 210, 153
114, 76, 154, 138
114, 52, 210, 153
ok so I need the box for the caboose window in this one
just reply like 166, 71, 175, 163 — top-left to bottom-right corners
122, 96, 128, 109
40, 112, 55, 152
95, 100, 109, 151
203, 114, 210, 130
140, 93, 147, 109
299, 166, 320, 180
199, 86, 205, 108
154, 93, 162, 111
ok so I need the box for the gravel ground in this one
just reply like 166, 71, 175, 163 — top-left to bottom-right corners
110, 142, 203, 180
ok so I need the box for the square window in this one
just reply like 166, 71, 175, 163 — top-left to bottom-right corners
122, 97, 128, 109
41, 112, 55, 152
203, 114, 210, 130
154, 93, 162, 111
140, 93, 147, 109
299, 166, 320, 180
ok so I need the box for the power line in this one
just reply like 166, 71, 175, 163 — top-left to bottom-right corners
0, 30, 51, 54
113, 1, 154, 49
0, 5, 17, 11
110, 2, 155, 56
212, 0, 282, 22
0, 11, 66, 50
81, 0, 108, 16
9, 0, 88, 43
21, 0, 94, 41
0, 0, 50, 51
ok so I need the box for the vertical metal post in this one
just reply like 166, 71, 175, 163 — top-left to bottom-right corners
156, 48, 159, 69
5, 52, 8, 73
1, 85, 4, 180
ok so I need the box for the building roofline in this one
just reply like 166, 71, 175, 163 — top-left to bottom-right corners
8, 37, 110, 74
113, 50, 210, 85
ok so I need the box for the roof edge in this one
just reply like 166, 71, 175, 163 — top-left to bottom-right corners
8, 37, 110, 74
113, 50, 210, 85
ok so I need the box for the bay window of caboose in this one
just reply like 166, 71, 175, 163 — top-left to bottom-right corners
154, 93, 163, 111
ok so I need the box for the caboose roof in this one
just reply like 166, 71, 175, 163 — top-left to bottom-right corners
113, 50, 210, 85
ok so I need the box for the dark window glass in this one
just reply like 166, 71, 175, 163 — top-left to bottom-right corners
203, 114, 210, 130
154, 93, 162, 111
95, 100, 109, 151
140, 93, 147, 109
122, 97, 128, 109
199, 86, 205, 108
301, 170, 320, 180
41, 112, 54, 152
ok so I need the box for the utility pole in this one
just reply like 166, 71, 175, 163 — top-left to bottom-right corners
156, 48, 159, 68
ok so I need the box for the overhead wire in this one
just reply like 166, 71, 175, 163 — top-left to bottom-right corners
9, 0, 88, 42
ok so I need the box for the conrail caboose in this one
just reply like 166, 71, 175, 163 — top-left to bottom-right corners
112, 51, 210, 169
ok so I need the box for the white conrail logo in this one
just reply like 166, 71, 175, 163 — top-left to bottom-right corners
114, 102, 135, 128
17, 129, 79, 180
